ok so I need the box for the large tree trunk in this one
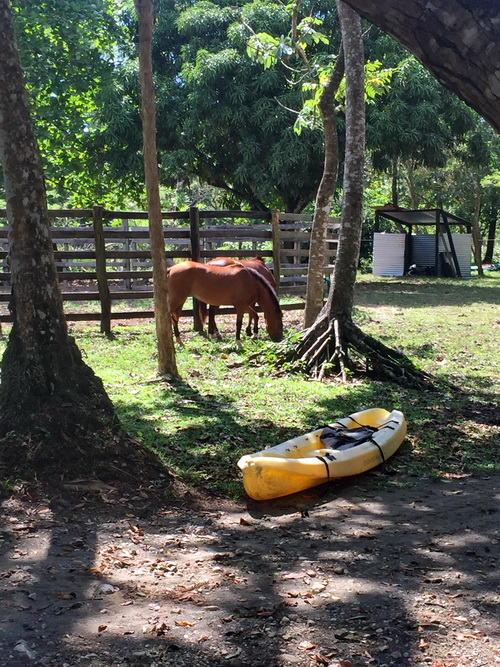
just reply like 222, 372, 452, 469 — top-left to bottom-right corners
0, 0, 118, 473
135, 0, 178, 377
303, 55, 344, 328
340, 0, 500, 133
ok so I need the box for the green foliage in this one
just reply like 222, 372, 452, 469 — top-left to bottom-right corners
12, 0, 128, 206
151, 0, 328, 212
367, 58, 477, 170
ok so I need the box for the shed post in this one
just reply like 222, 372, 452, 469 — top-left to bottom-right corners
93, 205, 112, 335
435, 210, 441, 277
442, 212, 461, 278
189, 206, 203, 333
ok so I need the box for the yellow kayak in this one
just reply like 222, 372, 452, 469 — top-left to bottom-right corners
237, 408, 406, 501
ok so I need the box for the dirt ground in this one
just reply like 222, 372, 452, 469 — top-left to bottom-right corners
1, 470, 499, 667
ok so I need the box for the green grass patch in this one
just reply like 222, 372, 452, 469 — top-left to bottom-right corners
1, 274, 499, 498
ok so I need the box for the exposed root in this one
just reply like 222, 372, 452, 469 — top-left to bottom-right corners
278, 315, 436, 389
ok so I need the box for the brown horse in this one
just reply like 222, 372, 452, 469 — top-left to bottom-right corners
205, 257, 276, 337
167, 260, 283, 344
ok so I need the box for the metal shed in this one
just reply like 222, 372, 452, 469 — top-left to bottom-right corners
372, 208, 473, 278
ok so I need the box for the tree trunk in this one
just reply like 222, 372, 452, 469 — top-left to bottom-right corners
472, 184, 484, 277
340, 0, 500, 133
482, 210, 498, 265
391, 161, 398, 207
135, 0, 178, 377
277, 1, 434, 389
326, 0, 365, 323
0, 0, 116, 462
406, 160, 418, 209
303, 54, 345, 328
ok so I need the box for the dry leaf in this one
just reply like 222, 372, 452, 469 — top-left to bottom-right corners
174, 620, 196, 627
299, 641, 316, 650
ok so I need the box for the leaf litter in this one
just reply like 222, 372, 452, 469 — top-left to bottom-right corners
0, 473, 499, 666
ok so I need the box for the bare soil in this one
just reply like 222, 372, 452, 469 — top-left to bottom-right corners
1, 471, 499, 667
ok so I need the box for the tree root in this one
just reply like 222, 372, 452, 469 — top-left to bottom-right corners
279, 315, 436, 390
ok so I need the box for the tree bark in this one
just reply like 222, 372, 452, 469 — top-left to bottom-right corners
135, 0, 179, 377
339, 0, 500, 133
326, 1, 365, 322
277, 1, 434, 389
0, 0, 115, 447
303, 54, 345, 328
472, 184, 484, 276
482, 209, 497, 265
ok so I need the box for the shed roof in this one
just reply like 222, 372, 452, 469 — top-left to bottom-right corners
374, 208, 471, 231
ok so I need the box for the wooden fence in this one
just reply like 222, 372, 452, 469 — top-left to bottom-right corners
0, 206, 339, 330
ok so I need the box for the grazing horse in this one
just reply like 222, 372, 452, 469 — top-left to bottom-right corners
167, 260, 283, 344
205, 257, 276, 337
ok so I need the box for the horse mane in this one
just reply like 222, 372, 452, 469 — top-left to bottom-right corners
244, 266, 281, 314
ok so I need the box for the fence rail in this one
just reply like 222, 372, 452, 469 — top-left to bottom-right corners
0, 206, 339, 330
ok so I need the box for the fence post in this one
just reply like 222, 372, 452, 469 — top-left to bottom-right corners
189, 206, 203, 332
271, 210, 281, 294
123, 218, 131, 289
93, 205, 112, 335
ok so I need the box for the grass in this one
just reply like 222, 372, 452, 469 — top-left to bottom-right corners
1, 273, 499, 498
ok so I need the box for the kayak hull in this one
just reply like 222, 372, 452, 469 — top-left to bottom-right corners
237, 408, 406, 501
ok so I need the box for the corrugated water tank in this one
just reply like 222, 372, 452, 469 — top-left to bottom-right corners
372, 233, 406, 276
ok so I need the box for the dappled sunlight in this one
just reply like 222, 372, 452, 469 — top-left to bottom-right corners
1, 469, 499, 665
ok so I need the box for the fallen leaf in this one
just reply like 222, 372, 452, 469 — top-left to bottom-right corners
174, 620, 196, 627
97, 624, 107, 633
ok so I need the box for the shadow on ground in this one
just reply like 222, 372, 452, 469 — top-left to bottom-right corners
1, 470, 498, 666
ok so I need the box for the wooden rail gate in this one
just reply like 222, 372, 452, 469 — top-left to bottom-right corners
0, 207, 339, 332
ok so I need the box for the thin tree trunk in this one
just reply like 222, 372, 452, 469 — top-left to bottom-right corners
303, 54, 345, 327
472, 184, 484, 277
326, 1, 365, 321
406, 159, 418, 208
482, 211, 497, 265
391, 160, 398, 207
275, 1, 433, 389
135, 0, 178, 377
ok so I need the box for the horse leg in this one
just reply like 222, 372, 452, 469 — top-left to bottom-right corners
171, 309, 184, 346
245, 315, 253, 337
235, 310, 244, 347
247, 305, 259, 338
168, 295, 186, 345
208, 306, 222, 339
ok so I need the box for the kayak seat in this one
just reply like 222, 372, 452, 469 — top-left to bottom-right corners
319, 425, 378, 451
